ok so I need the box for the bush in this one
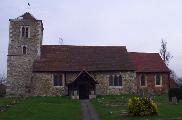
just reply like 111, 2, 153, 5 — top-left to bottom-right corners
168, 88, 182, 102
0, 84, 6, 97
128, 97, 158, 116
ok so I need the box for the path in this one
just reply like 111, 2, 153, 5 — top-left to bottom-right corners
80, 100, 100, 120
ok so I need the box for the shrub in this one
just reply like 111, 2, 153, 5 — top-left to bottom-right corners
128, 97, 158, 116
168, 88, 182, 102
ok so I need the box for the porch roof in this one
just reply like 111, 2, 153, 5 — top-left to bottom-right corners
68, 71, 98, 85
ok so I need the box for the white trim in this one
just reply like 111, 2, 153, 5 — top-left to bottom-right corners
155, 74, 162, 87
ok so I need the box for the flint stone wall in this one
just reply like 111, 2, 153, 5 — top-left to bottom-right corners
6, 19, 43, 96
32, 73, 65, 96
31, 71, 136, 96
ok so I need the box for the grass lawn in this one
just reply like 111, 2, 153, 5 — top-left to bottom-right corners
0, 96, 81, 120
91, 94, 182, 120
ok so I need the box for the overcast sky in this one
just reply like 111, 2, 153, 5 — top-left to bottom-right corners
0, 0, 182, 77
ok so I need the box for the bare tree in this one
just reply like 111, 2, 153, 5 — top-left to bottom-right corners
176, 77, 182, 87
170, 69, 178, 81
160, 39, 173, 66
0, 73, 6, 84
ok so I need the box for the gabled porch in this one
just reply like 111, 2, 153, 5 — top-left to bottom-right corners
68, 71, 98, 99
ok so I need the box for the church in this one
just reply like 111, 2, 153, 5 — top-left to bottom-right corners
7, 12, 170, 99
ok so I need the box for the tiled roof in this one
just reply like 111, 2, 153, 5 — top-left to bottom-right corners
129, 52, 170, 73
33, 45, 135, 72
17, 12, 37, 20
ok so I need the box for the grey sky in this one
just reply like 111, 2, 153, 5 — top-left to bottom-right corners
0, 0, 182, 77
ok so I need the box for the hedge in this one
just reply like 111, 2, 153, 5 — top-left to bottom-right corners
168, 88, 182, 102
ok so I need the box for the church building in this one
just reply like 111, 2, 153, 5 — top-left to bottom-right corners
7, 12, 170, 99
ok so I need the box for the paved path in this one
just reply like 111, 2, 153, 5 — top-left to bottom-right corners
80, 100, 100, 120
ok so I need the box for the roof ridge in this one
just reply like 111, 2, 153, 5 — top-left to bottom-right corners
42, 45, 126, 47
129, 52, 159, 54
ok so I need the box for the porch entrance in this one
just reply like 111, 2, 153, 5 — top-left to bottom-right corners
79, 84, 89, 99
68, 71, 97, 99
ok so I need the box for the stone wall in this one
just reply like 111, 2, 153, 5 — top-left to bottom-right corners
6, 18, 43, 96
31, 73, 65, 96
31, 71, 136, 96
65, 71, 136, 95
92, 71, 136, 95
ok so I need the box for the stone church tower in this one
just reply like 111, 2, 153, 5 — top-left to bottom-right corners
7, 12, 43, 96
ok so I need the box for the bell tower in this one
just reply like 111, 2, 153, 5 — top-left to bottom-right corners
7, 12, 43, 95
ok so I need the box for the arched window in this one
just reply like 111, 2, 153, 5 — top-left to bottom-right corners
21, 26, 30, 38
140, 74, 146, 86
53, 74, 63, 86
109, 75, 113, 86
25, 27, 29, 38
21, 27, 25, 37
22, 46, 27, 54
114, 75, 118, 86
108, 75, 123, 87
119, 75, 122, 86
155, 74, 162, 86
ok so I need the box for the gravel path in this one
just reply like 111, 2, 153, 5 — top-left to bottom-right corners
80, 100, 100, 120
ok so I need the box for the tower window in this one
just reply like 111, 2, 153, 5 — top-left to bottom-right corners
22, 46, 27, 54
21, 27, 25, 37
25, 27, 29, 37
21, 26, 30, 38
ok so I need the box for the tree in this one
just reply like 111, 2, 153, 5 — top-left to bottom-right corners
0, 73, 6, 84
160, 39, 173, 66
176, 77, 182, 87
170, 69, 178, 81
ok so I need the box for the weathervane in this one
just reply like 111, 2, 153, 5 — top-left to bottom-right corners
59, 37, 64, 45
26, 0, 31, 12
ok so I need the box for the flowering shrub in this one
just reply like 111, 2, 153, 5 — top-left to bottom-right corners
128, 97, 158, 116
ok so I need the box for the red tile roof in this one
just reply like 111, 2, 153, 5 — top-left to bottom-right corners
129, 52, 170, 73
33, 45, 135, 72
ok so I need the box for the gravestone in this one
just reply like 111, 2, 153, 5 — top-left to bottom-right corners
172, 97, 177, 104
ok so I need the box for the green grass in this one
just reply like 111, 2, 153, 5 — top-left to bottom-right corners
91, 94, 182, 120
0, 96, 81, 120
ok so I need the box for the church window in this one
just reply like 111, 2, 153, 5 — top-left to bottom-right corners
140, 74, 146, 86
109, 75, 113, 86
22, 46, 27, 54
114, 75, 119, 86
118, 75, 122, 86
108, 75, 122, 87
53, 74, 63, 86
21, 27, 25, 37
25, 27, 29, 37
21, 26, 30, 38
155, 74, 162, 86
